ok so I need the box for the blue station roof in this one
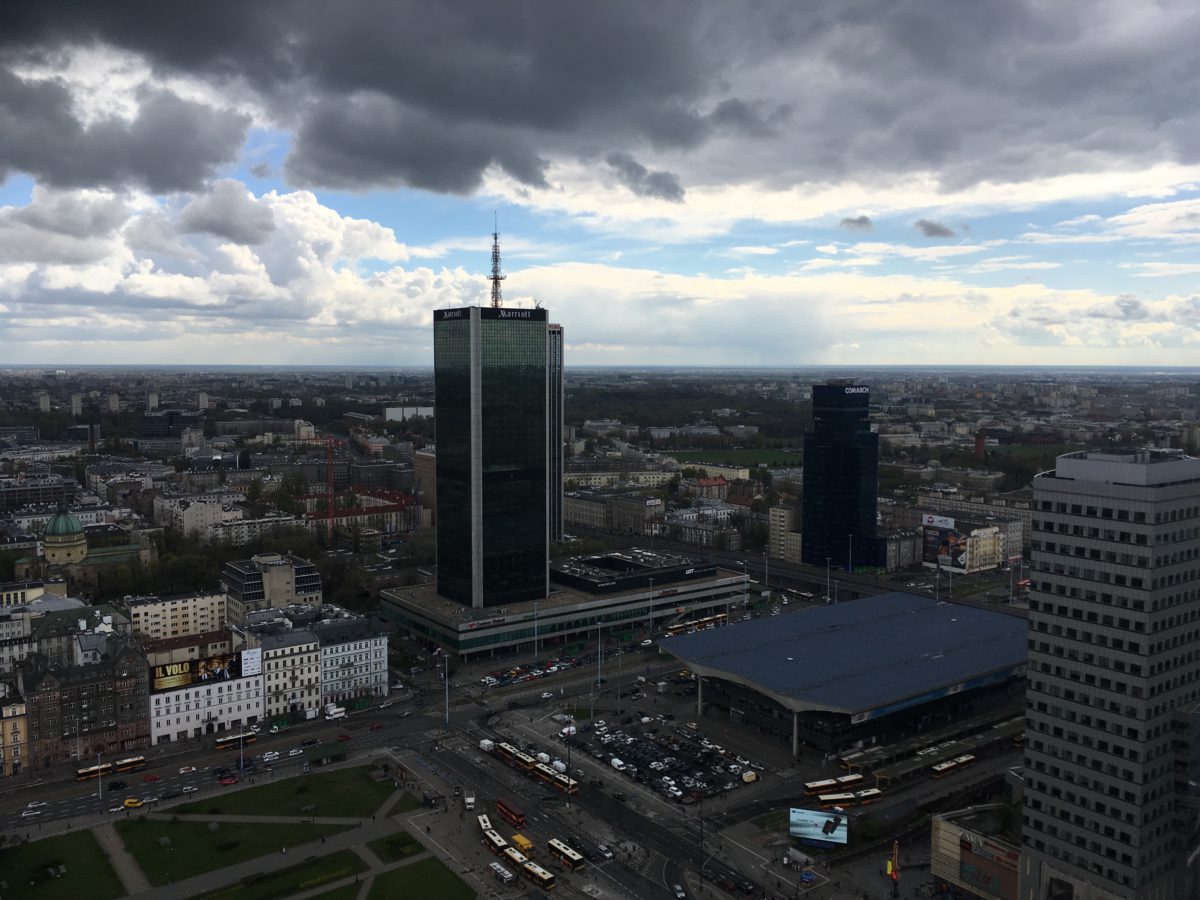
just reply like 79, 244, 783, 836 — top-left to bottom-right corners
666, 592, 1027, 717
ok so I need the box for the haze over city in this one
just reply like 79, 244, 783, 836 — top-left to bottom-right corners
3, 2, 1200, 367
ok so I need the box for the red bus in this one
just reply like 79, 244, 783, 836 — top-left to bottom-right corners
496, 798, 526, 829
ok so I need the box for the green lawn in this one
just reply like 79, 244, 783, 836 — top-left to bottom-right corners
367, 830, 425, 864
366, 857, 475, 900
116, 818, 350, 886
309, 885, 363, 900
200, 850, 367, 900
0, 830, 125, 900
172, 765, 396, 818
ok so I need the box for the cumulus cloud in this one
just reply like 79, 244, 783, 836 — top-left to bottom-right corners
839, 215, 873, 231
914, 219, 955, 238
604, 152, 686, 202
179, 179, 275, 244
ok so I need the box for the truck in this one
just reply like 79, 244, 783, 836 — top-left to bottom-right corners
610, 757, 626, 772
304, 708, 318, 720
324, 706, 346, 721
479, 738, 495, 753
464, 793, 476, 811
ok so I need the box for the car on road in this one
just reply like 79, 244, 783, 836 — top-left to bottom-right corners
370, 722, 384, 731
337, 733, 352, 742
301, 738, 320, 747
640, 639, 653, 647
613, 791, 628, 802
177, 766, 196, 775
263, 751, 280, 763
598, 844, 613, 860
269, 725, 281, 734
219, 775, 239, 785
108, 805, 125, 813
540, 691, 554, 700
123, 798, 143, 808
143, 774, 161, 783
20, 808, 42, 819
674, 886, 687, 899
288, 748, 304, 757
25, 800, 47, 808
182, 786, 198, 794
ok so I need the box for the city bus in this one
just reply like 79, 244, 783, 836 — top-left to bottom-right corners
214, 731, 257, 751
835, 773, 865, 790
817, 792, 858, 810
953, 754, 977, 770
114, 755, 147, 773
476, 814, 493, 833
548, 838, 586, 872
502, 847, 528, 870
666, 612, 728, 637
521, 861, 557, 891
496, 797, 526, 829
553, 773, 579, 795
511, 833, 535, 857
855, 788, 883, 805
804, 778, 839, 796
76, 761, 113, 781
482, 830, 509, 855
930, 760, 958, 779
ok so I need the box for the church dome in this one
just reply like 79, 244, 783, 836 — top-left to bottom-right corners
44, 504, 84, 538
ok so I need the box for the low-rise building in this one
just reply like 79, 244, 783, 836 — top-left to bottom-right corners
0, 688, 28, 776
221, 553, 323, 624
257, 630, 320, 722
313, 618, 388, 706
149, 643, 263, 745
124, 593, 227, 641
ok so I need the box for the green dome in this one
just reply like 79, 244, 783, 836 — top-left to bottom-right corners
44, 504, 84, 537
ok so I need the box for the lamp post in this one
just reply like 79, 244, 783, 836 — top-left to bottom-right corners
848, 534, 853, 573
825, 557, 831, 603
533, 600, 540, 667
97, 752, 102, 803
647, 577, 654, 637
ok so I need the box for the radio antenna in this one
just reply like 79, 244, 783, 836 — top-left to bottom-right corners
490, 213, 505, 308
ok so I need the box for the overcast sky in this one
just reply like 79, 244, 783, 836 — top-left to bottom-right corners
2, 1, 1200, 367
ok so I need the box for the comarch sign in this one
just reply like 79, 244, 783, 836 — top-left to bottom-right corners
844, 386, 869, 394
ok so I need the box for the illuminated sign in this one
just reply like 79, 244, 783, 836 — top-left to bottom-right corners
151, 652, 244, 693
789, 809, 848, 845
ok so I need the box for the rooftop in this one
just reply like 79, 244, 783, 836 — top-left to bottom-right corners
666, 592, 1027, 716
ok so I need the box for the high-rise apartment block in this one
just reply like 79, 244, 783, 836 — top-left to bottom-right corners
433, 306, 548, 608
1022, 450, 1200, 900
801, 383, 880, 570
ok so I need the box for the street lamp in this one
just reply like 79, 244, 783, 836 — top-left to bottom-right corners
533, 599, 540, 667
97, 752, 102, 803
848, 534, 853, 573
825, 557, 831, 603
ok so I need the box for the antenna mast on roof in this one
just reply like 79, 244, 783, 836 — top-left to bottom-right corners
490, 213, 506, 308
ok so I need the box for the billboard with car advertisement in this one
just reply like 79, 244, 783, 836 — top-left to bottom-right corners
789, 809, 849, 845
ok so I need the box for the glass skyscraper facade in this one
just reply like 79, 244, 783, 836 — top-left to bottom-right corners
801, 383, 880, 570
548, 323, 564, 544
434, 307, 549, 608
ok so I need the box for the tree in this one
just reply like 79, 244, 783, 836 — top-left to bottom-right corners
245, 478, 267, 518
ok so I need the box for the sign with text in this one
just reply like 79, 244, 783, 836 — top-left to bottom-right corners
151, 652, 243, 693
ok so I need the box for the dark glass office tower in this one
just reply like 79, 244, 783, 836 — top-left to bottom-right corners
801, 383, 879, 570
547, 323, 564, 544
434, 306, 548, 608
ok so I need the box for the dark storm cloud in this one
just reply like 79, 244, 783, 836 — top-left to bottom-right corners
0, 68, 248, 192
605, 152, 686, 202
3, 1, 1200, 196
914, 219, 955, 238
179, 179, 276, 244
839, 215, 874, 231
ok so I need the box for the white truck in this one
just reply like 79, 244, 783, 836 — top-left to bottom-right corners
464, 793, 476, 811
324, 706, 346, 721
479, 738, 495, 753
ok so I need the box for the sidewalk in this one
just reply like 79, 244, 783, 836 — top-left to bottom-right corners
93, 820, 153, 896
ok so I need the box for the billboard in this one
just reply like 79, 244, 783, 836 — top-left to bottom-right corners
152, 652, 244, 693
958, 832, 1019, 899
788, 809, 848, 845
922, 524, 969, 573
922, 513, 956, 530
240, 647, 262, 678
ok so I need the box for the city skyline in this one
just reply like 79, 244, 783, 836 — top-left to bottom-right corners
3, 4, 1200, 367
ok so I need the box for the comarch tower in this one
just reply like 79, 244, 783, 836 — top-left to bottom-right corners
433, 305, 550, 608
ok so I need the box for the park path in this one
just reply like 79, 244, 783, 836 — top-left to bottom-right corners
92, 821, 153, 895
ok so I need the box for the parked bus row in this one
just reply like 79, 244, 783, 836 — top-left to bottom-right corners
803, 773, 867, 795
483, 740, 579, 795
816, 788, 885, 809
931, 754, 977, 779
664, 612, 728, 637
477, 824, 562, 890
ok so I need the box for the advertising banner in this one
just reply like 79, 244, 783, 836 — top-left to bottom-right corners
922, 525, 969, 573
788, 809, 849, 845
240, 647, 262, 679
958, 832, 1019, 899
151, 652, 243, 693
922, 513, 956, 530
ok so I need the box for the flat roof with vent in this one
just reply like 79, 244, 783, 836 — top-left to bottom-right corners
667, 592, 1027, 718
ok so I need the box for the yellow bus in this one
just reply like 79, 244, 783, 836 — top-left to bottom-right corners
511, 833, 535, 857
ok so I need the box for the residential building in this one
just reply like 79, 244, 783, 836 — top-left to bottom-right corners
768, 504, 801, 562
149, 644, 263, 745
313, 618, 388, 706
257, 630, 320, 722
564, 490, 609, 530
221, 553, 323, 623
17, 639, 149, 767
802, 383, 880, 570
209, 513, 300, 547
610, 494, 662, 535
0, 475, 77, 513
1021, 450, 1200, 900
123, 593, 227, 641
0, 580, 44, 609
434, 306, 549, 608
0, 689, 28, 776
